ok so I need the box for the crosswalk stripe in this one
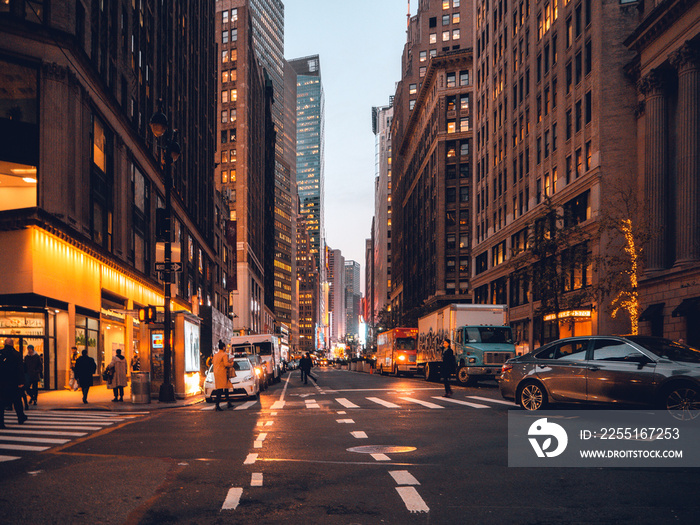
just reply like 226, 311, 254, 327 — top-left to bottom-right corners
0, 436, 70, 445
222, 487, 243, 510
5, 424, 104, 431
235, 400, 258, 410
431, 396, 489, 408
389, 470, 420, 486
6, 418, 114, 426
467, 396, 516, 406
0, 455, 21, 462
399, 397, 444, 409
367, 397, 401, 408
0, 429, 87, 437
335, 398, 359, 408
0, 444, 50, 452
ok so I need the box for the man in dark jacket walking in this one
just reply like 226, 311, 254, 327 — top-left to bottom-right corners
1, 338, 27, 428
441, 338, 456, 397
299, 352, 317, 385
74, 349, 97, 404
24, 344, 42, 405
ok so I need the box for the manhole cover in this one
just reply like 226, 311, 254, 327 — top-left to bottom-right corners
347, 445, 416, 454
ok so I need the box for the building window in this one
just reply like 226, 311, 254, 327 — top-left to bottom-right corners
460, 117, 470, 131
447, 72, 456, 87
419, 66, 427, 77
453, 29, 460, 40
447, 120, 456, 133
409, 100, 416, 110
585, 141, 592, 170
222, 30, 228, 44
443, 31, 450, 42
460, 186, 470, 202
222, 90, 228, 103
585, 90, 592, 124
420, 50, 427, 62
222, 70, 229, 83
409, 83, 417, 95
222, 170, 228, 184
460, 70, 469, 86
430, 33, 437, 44
222, 50, 229, 63
443, 14, 450, 25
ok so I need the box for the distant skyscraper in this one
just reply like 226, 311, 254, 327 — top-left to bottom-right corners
327, 248, 345, 345
345, 260, 361, 337
290, 55, 325, 273
371, 103, 394, 323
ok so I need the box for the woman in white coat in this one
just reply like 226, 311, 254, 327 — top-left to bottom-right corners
107, 349, 128, 402
212, 341, 234, 411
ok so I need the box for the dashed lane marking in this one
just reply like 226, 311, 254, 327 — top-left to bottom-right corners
251, 473, 263, 487
371, 453, 391, 461
244, 453, 258, 465
396, 486, 430, 513
222, 487, 243, 510
389, 470, 420, 486
431, 396, 489, 408
336, 419, 355, 424
350, 431, 368, 439
367, 397, 401, 408
271, 400, 285, 409
399, 397, 444, 409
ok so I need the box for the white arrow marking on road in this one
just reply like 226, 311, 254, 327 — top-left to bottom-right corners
222, 487, 243, 510
251, 473, 263, 487
335, 398, 359, 408
389, 470, 420, 486
431, 397, 489, 408
467, 396, 517, 406
399, 397, 444, 409
371, 453, 391, 461
244, 453, 258, 465
350, 431, 368, 439
367, 397, 401, 408
396, 486, 430, 513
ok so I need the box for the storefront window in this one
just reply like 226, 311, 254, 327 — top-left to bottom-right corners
75, 314, 99, 372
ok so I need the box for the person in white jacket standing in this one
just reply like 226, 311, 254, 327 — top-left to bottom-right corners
107, 349, 128, 402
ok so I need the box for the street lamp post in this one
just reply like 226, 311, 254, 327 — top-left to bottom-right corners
150, 102, 180, 403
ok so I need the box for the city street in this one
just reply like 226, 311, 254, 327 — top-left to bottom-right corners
1, 367, 699, 524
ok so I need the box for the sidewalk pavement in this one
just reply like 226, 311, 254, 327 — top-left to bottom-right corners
29, 385, 205, 412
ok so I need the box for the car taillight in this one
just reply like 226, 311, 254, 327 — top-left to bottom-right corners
501, 364, 513, 374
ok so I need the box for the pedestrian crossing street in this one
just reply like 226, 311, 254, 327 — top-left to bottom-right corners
201, 392, 515, 411
0, 411, 146, 463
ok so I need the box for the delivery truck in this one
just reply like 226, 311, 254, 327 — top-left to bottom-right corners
376, 327, 418, 376
229, 334, 282, 384
417, 304, 516, 385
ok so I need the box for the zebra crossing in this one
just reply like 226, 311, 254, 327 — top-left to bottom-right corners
201, 393, 515, 411
0, 410, 145, 463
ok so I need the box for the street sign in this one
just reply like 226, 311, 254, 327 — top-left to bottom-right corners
155, 261, 183, 272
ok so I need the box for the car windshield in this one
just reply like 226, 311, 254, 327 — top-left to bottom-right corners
628, 336, 700, 364
465, 327, 513, 344
395, 337, 416, 350
233, 359, 251, 371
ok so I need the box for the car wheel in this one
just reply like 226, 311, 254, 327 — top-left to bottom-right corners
663, 383, 700, 420
518, 381, 547, 411
456, 366, 475, 386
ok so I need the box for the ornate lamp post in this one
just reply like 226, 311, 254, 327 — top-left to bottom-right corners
150, 101, 180, 402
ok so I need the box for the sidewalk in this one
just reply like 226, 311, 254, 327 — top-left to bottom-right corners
29, 385, 205, 412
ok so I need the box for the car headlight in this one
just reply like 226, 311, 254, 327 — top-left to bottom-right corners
398, 354, 406, 361
242, 374, 253, 381
254, 368, 262, 377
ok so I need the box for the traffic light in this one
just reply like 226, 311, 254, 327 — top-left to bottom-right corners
155, 208, 170, 242
138, 306, 157, 324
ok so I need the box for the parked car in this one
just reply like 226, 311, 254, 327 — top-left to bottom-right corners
499, 336, 700, 418
204, 356, 261, 403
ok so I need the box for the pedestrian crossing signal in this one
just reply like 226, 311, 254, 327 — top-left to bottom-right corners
138, 306, 157, 324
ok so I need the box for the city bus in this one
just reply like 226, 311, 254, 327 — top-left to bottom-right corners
376, 328, 418, 376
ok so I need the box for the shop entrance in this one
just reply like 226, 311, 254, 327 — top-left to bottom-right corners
0, 310, 55, 390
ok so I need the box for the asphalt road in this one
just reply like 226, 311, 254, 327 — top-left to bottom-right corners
1, 367, 699, 524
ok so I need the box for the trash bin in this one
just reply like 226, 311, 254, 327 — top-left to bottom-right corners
131, 372, 151, 404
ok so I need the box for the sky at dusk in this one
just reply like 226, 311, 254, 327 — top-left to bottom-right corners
284, 1, 418, 271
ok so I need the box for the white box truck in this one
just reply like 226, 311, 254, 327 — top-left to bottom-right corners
417, 304, 515, 385
229, 334, 282, 384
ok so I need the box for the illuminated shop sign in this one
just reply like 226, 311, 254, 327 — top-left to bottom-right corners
543, 309, 592, 322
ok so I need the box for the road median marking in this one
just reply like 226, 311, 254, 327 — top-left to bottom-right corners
396, 486, 429, 513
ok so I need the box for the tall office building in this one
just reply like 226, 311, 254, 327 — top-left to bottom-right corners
0, 1, 229, 391
470, 1, 642, 350
371, 103, 394, 324
295, 212, 318, 354
216, 0, 296, 334
391, 0, 474, 326
215, 1, 276, 334
344, 260, 361, 338
290, 55, 325, 272
625, 0, 700, 346
327, 248, 345, 345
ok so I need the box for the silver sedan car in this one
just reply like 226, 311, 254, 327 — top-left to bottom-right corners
499, 336, 700, 418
